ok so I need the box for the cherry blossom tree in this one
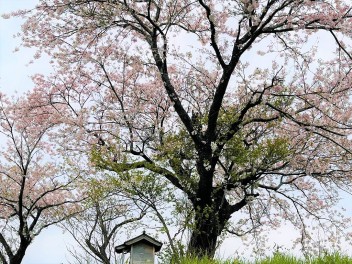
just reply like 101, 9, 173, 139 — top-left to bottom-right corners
0, 94, 80, 264
6, 0, 352, 257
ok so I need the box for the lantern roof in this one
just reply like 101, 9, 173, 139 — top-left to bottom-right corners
115, 232, 162, 254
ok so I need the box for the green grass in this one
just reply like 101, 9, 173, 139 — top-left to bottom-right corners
308, 252, 352, 264
177, 252, 352, 264
258, 253, 303, 264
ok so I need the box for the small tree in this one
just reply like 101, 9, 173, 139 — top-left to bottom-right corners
63, 184, 147, 264
0, 95, 79, 264
6, 0, 352, 257
62, 170, 190, 264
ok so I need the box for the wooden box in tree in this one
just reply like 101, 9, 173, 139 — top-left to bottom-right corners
115, 232, 162, 264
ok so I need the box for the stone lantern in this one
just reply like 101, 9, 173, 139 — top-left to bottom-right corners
115, 232, 162, 264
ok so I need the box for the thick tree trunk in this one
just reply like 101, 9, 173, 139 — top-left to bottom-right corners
10, 254, 26, 264
10, 249, 27, 264
9, 239, 30, 264
187, 203, 233, 258
187, 188, 233, 258
188, 212, 220, 258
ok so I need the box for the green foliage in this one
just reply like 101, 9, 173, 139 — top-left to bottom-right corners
308, 252, 352, 264
157, 129, 195, 161
176, 252, 352, 264
218, 105, 292, 177
224, 133, 292, 182
258, 253, 303, 264
176, 255, 240, 264
159, 240, 187, 264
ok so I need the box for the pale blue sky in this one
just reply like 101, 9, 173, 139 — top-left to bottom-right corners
0, 0, 52, 95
